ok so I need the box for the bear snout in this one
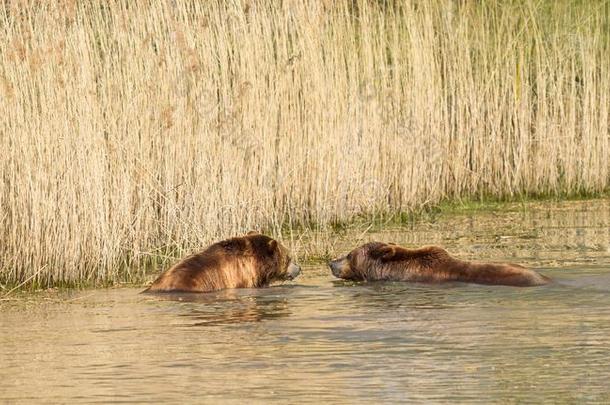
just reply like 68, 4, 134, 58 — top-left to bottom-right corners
286, 262, 302, 280
328, 259, 341, 278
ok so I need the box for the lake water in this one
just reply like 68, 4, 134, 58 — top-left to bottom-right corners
1, 200, 609, 403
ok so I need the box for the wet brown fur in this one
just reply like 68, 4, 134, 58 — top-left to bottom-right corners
143, 233, 294, 293
330, 242, 550, 287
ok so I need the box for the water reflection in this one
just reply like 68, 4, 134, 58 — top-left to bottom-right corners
148, 289, 294, 327
334, 280, 456, 310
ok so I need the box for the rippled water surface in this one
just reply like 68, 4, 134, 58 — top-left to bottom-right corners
2, 200, 610, 403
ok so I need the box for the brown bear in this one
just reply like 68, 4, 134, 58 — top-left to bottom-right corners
328, 242, 550, 287
143, 232, 301, 293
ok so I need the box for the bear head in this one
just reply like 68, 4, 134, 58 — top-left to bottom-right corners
328, 241, 391, 281
237, 232, 301, 283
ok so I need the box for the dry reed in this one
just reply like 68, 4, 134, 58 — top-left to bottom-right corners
1, 0, 608, 287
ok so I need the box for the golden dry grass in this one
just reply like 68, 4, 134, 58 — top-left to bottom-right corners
1, 0, 609, 287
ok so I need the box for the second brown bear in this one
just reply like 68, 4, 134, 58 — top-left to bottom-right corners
329, 242, 550, 287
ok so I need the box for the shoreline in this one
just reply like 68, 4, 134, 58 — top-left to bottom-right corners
2, 193, 608, 294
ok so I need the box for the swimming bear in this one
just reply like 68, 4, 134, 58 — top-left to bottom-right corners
329, 242, 550, 287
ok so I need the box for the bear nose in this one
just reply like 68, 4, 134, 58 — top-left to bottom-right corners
287, 263, 301, 280
328, 260, 340, 276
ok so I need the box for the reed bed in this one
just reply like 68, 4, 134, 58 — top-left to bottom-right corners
1, 0, 608, 287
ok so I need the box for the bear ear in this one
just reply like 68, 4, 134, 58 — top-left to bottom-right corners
247, 230, 260, 236
267, 239, 278, 252
369, 245, 396, 262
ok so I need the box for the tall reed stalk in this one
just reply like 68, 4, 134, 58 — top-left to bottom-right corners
1, 0, 608, 287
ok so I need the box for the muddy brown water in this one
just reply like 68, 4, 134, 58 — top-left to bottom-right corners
1, 200, 609, 403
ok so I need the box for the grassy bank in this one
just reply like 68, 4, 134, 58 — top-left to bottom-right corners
1, 0, 609, 288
